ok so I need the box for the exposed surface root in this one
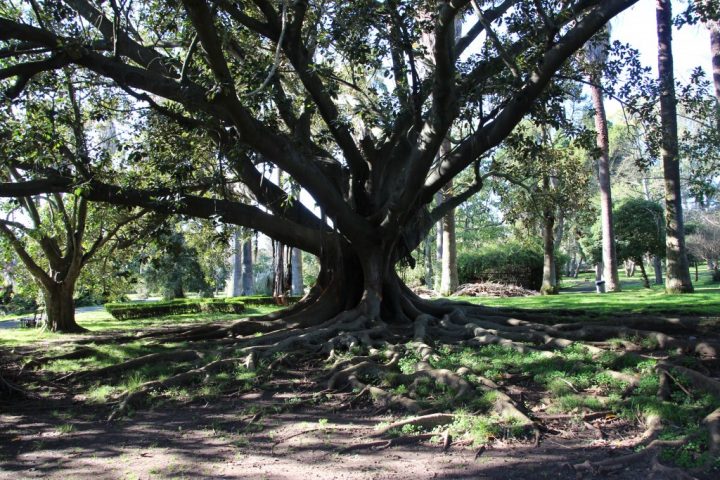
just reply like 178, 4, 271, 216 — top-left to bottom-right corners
60, 350, 204, 382
339, 433, 438, 454
12, 293, 719, 477
373, 413, 456, 436
1, 372, 31, 399
657, 361, 720, 399
109, 356, 245, 421
21, 346, 98, 372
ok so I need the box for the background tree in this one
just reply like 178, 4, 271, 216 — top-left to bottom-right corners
0, 74, 148, 331
141, 222, 228, 299
686, 209, 720, 278
656, 0, 694, 293
0, 0, 640, 324
614, 198, 665, 288
582, 27, 621, 292
495, 122, 594, 295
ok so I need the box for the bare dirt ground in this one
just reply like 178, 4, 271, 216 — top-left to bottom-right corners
0, 374, 704, 480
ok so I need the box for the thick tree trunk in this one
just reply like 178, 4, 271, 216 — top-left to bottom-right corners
590, 82, 621, 292
291, 248, 303, 296
656, 0, 694, 293
42, 281, 84, 333
172, 281, 185, 299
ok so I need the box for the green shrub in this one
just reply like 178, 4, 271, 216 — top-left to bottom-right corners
4, 293, 38, 314
457, 243, 544, 290
105, 297, 245, 320
104, 295, 302, 320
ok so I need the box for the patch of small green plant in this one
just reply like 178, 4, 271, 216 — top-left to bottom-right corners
447, 411, 527, 446
56, 423, 75, 434
383, 422, 426, 438
42, 341, 177, 374
658, 429, 720, 470
398, 348, 423, 375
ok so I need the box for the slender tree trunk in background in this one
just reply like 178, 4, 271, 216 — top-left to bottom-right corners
435, 192, 444, 259
541, 175, 558, 295
439, 138, 458, 296
291, 248, 303, 296
641, 177, 664, 285
638, 258, 650, 288
710, 20, 720, 115
574, 254, 583, 278
653, 256, 664, 284
695, 261, 699, 282
553, 209, 565, 285
440, 180, 458, 295
424, 235, 434, 287
656, 0, 694, 293
590, 82, 621, 292
595, 262, 605, 293
241, 233, 253, 295
273, 240, 286, 303
228, 227, 243, 296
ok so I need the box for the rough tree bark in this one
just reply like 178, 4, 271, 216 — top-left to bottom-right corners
541, 175, 558, 295
590, 82, 621, 292
424, 235, 434, 287
291, 248, 303, 296
241, 234, 254, 295
656, 0, 694, 293
227, 227, 243, 297
708, 18, 720, 128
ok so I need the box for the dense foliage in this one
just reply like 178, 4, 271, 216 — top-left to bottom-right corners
457, 243, 544, 290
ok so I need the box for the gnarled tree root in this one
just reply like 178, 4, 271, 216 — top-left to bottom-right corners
59, 350, 204, 382
339, 433, 438, 454
574, 408, 720, 475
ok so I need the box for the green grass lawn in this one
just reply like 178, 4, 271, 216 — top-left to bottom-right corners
458, 268, 720, 318
0, 304, 282, 348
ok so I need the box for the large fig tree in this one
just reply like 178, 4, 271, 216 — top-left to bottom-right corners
10, 2, 709, 434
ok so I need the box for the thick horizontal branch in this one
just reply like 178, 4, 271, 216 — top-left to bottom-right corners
64, 0, 175, 76
0, 177, 323, 254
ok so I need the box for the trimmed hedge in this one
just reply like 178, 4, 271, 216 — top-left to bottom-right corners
233, 295, 302, 306
105, 295, 303, 320
457, 243, 544, 291
105, 297, 246, 320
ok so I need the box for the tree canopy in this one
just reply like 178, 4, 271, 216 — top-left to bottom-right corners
0, 0, 641, 322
